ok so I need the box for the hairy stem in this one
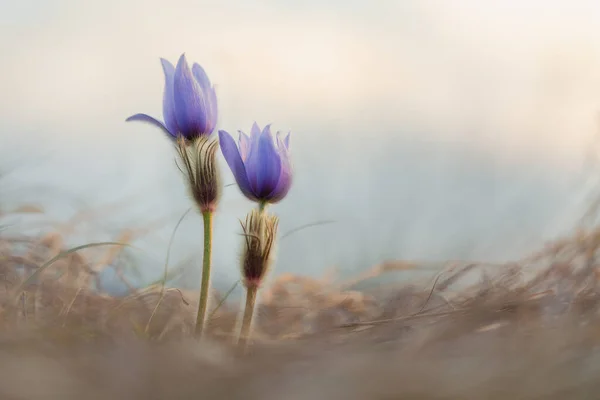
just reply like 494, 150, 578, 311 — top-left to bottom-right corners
195, 210, 213, 337
237, 285, 258, 354
236, 201, 267, 351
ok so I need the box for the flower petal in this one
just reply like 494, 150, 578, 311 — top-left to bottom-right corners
126, 113, 175, 139
192, 63, 218, 133
207, 87, 218, 133
160, 58, 179, 136
269, 136, 293, 202
238, 131, 250, 161
246, 125, 281, 198
243, 122, 263, 186
173, 54, 208, 138
244, 123, 264, 191
284, 131, 291, 150
218, 130, 255, 199
250, 122, 262, 139
276, 131, 288, 150
192, 63, 212, 92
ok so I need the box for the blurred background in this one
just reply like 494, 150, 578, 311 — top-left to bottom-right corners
2, 0, 600, 293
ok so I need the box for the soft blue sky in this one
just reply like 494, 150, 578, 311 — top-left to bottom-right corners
2, 0, 600, 291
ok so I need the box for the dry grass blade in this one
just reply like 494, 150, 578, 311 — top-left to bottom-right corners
338, 260, 421, 290
338, 308, 470, 328
12, 241, 131, 300
145, 207, 192, 334
145, 263, 189, 288
10, 205, 44, 214
280, 219, 336, 241
208, 279, 239, 321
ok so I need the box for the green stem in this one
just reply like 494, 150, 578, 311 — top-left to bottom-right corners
195, 210, 213, 337
258, 201, 267, 213
237, 285, 258, 354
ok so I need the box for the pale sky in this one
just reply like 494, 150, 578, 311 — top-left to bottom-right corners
2, 0, 600, 292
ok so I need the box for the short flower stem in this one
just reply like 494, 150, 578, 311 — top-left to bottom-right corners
195, 210, 213, 337
236, 201, 267, 353
258, 201, 267, 213
237, 284, 258, 354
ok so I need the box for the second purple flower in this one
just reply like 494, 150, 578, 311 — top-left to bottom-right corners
219, 122, 292, 204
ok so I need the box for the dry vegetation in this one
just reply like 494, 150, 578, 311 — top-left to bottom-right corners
1, 204, 600, 399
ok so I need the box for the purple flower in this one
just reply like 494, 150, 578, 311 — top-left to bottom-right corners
219, 122, 292, 204
126, 54, 218, 141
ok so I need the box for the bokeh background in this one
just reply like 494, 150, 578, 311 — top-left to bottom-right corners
2, 0, 600, 292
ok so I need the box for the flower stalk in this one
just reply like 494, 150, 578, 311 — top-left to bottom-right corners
237, 283, 258, 353
196, 210, 213, 336
236, 209, 279, 353
175, 136, 222, 337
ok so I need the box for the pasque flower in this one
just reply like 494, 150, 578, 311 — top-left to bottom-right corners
126, 53, 218, 141
219, 122, 292, 204
127, 53, 221, 338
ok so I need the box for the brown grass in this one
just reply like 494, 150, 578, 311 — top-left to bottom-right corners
1, 205, 600, 399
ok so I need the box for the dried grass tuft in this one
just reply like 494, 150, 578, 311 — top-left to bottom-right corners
2, 203, 600, 398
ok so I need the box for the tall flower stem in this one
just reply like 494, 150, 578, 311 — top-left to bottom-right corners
195, 210, 213, 337
237, 284, 258, 354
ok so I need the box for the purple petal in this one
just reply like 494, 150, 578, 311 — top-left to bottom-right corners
238, 131, 250, 161
245, 125, 282, 197
218, 130, 255, 200
126, 113, 175, 138
244, 122, 263, 179
244, 123, 265, 191
250, 122, 262, 138
269, 136, 293, 202
192, 64, 218, 133
192, 63, 212, 92
173, 54, 208, 138
160, 58, 179, 136
207, 87, 218, 133
276, 132, 288, 152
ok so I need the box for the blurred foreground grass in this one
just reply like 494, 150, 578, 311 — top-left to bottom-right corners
2, 200, 600, 399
